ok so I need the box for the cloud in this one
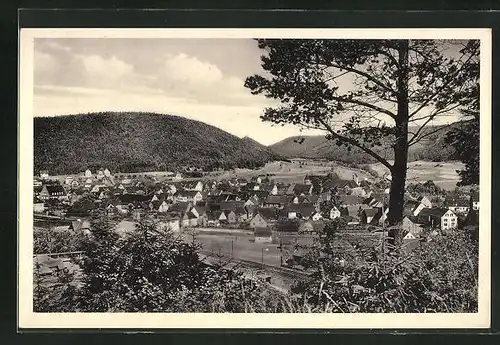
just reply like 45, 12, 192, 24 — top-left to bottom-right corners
81, 55, 134, 80
163, 53, 223, 85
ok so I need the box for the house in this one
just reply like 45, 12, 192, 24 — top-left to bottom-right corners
158, 216, 181, 233
336, 194, 365, 207
104, 202, 117, 215
104, 168, 111, 177
33, 197, 45, 213
263, 195, 288, 208
417, 208, 458, 230
38, 184, 67, 201
173, 172, 183, 181
446, 198, 470, 214
150, 200, 170, 213
293, 183, 313, 196
412, 196, 432, 216
39, 170, 49, 179
403, 231, 416, 240
167, 201, 192, 216
402, 216, 424, 237
69, 219, 91, 234
207, 211, 227, 227
328, 205, 341, 219
472, 191, 479, 210
222, 210, 236, 224
298, 220, 315, 234
361, 208, 380, 225
249, 212, 272, 229
64, 176, 74, 185
287, 203, 316, 220
311, 211, 323, 221
96, 170, 105, 180
254, 227, 272, 243
244, 195, 260, 207
84, 169, 92, 178
182, 181, 204, 192
174, 190, 203, 205
182, 211, 199, 227
70, 180, 80, 189
269, 184, 279, 195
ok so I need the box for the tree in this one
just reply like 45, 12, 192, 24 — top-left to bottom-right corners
445, 41, 480, 185
245, 39, 479, 233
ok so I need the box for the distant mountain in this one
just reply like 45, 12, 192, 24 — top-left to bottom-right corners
268, 125, 459, 164
34, 112, 282, 175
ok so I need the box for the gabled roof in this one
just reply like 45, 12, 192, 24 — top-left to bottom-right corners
336, 194, 365, 205
119, 193, 152, 203
175, 190, 201, 198
293, 183, 312, 195
168, 201, 191, 214
45, 184, 66, 195
418, 207, 451, 218
445, 198, 469, 207
264, 195, 288, 205
255, 207, 278, 222
219, 200, 245, 211
254, 227, 272, 236
287, 203, 316, 217
70, 219, 91, 232
362, 208, 379, 218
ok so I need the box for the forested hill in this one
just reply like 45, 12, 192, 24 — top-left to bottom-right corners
269, 124, 459, 164
34, 112, 282, 175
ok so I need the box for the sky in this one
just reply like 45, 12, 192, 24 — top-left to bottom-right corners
33, 38, 468, 146
33, 38, 325, 145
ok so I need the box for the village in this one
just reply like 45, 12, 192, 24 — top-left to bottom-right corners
33, 160, 480, 289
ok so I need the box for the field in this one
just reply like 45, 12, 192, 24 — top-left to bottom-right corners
183, 231, 284, 267
368, 160, 464, 190
209, 160, 373, 184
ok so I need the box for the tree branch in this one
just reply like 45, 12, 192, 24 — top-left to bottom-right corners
408, 103, 461, 146
409, 52, 476, 118
317, 118, 394, 171
408, 122, 457, 147
331, 95, 397, 119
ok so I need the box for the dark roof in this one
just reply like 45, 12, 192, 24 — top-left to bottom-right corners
287, 203, 316, 217
176, 190, 201, 197
256, 208, 278, 222
418, 207, 450, 219
471, 191, 479, 201
254, 227, 272, 236
219, 200, 245, 211
293, 183, 312, 195
371, 193, 390, 204
362, 208, 379, 218
119, 193, 152, 203
168, 202, 191, 214
264, 195, 288, 205
46, 184, 66, 195
311, 220, 326, 233
445, 198, 469, 207
336, 195, 365, 205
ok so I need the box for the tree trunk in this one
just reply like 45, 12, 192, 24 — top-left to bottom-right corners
387, 40, 410, 240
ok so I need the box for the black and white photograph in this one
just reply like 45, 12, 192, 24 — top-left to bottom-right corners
18, 28, 491, 328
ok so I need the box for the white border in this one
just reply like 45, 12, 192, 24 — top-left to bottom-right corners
19, 28, 492, 329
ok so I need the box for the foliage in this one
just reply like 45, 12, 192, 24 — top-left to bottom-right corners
445, 41, 480, 186
34, 112, 281, 175
292, 220, 478, 312
66, 193, 97, 216
33, 227, 86, 254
